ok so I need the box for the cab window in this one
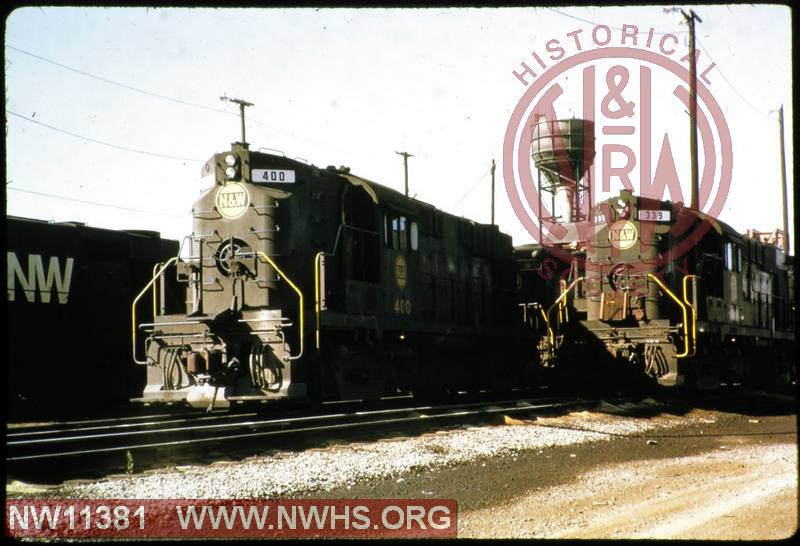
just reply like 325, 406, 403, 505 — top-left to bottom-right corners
384, 212, 418, 252
724, 242, 741, 272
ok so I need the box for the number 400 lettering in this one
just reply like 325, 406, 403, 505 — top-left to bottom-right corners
262, 171, 286, 182
394, 299, 411, 315
252, 169, 296, 184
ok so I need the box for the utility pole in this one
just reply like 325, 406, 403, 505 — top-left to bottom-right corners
778, 105, 790, 254
490, 159, 496, 225
220, 95, 254, 148
680, 8, 702, 210
396, 151, 413, 197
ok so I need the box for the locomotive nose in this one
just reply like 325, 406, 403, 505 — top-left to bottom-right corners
607, 263, 630, 291
214, 237, 256, 279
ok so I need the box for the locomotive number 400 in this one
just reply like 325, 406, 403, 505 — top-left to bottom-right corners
394, 299, 412, 315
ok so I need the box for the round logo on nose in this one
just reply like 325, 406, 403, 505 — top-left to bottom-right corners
608, 220, 638, 250
216, 182, 250, 219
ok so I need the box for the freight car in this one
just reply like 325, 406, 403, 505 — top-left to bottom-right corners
523, 190, 796, 389
7, 216, 179, 418
134, 141, 537, 409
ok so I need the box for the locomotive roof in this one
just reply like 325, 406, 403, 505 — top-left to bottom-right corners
241, 148, 446, 218
510, 192, 785, 253
289, 153, 498, 228
236, 149, 787, 254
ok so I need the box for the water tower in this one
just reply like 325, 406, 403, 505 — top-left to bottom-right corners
530, 118, 595, 232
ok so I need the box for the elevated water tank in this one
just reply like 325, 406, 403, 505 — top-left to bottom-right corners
531, 118, 596, 222
531, 118, 595, 181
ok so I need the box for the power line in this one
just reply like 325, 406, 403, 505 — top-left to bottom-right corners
7, 187, 185, 217
544, 10, 778, 121
7, 44, 231, 116
6, 110, 203, 162
451, 166, 492, 209
6, 43, 347, 153
695, 38, 776, 121
546, 7, 688, 36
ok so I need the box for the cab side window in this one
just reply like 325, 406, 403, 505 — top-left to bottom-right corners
384, 212, 418, 252
724, 242, 741, 272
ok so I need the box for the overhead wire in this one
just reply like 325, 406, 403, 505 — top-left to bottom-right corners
695, 38, 777, 121
6, 44, 347, 153
6, 110, 203, 162
7, 187, 186, 218
545, 7, 779, 121
451, 165, 493, 209
545, 7, 688, 36
6, 44, 231, 115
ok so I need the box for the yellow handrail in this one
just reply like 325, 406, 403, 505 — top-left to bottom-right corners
132, 257, 178, 365
682, 274, 698, 357
558, 278, 567, 324
647, 273, 690, 358
544, 277, 584, 347
314, 251, 324, 350
540, 306, 553, 343
151, 263, 161, 317
257, 251, 304, 360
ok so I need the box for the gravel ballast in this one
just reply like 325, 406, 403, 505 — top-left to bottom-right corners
50, 406, 691, 499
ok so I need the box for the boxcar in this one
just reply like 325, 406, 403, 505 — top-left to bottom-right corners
7, 216, 179, 418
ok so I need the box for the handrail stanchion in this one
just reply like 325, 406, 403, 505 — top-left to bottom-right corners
682, 274, 698, 357
544, 277, 584, 348
132, 257, 178, 365
647, 273, 690, 358
257, 252, 304, 360
314, 251, 324, 350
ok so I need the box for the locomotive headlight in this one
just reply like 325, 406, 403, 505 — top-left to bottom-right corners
224, 154, 240, 180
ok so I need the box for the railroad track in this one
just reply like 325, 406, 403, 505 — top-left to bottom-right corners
6, 394, 578, 482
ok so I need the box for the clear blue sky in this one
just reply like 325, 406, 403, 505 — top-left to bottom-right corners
5, 6, 793, 250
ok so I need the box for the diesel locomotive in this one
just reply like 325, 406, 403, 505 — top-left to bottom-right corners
518, 190, 795, 389
516, 118, 795, 390
134, 142, 535, 409
133, 114, 794, 409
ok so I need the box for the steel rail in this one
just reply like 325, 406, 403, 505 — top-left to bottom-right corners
6, 411, 253, 439
8, 396, 566, 445
7, 398, 576, 462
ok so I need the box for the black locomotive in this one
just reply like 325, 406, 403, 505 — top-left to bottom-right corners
518, 190, 795, 390
134, 117, 794, 409
136, 144, 536, 409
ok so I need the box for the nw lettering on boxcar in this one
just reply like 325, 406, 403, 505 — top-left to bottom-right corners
7, 252, 75, 304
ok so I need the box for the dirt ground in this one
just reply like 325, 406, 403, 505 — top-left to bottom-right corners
319, 392, 798, 539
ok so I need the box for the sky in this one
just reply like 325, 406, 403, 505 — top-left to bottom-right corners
4, 6, 794, 252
